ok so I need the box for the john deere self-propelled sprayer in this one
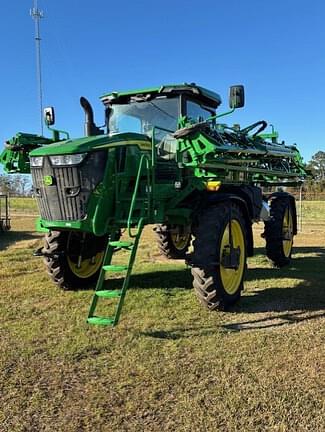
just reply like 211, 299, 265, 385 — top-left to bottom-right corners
0, 84, 307, 326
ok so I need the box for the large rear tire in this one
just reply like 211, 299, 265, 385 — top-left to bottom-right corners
43, 231, 107, 290
264, 196, 294, 267
155, 224, 191, 259
191, 203, 247, 310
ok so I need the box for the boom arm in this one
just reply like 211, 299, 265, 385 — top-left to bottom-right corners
174, 118, 307, 185
0, 132, 54, 173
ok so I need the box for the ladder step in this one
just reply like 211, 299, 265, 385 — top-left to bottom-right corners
103, 265, 128, 272
109, 241, 134, 248
95, 289, 122, 298
87, 316, 115, 326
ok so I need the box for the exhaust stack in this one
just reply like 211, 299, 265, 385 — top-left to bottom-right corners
80, 96, 99, 137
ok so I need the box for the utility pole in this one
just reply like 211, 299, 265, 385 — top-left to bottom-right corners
30, 0, 44, 135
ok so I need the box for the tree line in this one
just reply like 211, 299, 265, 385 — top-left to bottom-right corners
303, 151, 325, 198
0, 174, 31, 196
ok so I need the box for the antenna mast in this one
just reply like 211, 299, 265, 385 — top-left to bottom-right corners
30, 0, 44, 135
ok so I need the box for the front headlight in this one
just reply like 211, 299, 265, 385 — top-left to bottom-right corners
49, 153, 87, 166
30, 156, 44, 167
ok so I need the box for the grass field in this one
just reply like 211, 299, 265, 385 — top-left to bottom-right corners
0, 200, 324, 431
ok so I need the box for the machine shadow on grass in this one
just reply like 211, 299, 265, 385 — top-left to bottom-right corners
104, 268, 193, 291
0, 230, 39, 251
138, 246, 325, 338
245, 246, 325, 286
221, 245, 325, 331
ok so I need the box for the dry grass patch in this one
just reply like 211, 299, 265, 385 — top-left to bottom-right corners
0, 203, 324, 431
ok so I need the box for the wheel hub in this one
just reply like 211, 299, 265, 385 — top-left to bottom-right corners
221, 245, 241, 269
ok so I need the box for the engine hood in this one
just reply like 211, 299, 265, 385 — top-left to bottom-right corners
30, 132, 151, 157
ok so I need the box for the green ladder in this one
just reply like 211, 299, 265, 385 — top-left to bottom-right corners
87, 154, 150, 327
87, 221, 144, 327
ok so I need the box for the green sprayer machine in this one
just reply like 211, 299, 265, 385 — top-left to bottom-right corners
0, 83, 307, 326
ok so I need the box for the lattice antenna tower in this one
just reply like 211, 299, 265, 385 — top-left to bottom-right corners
30, 0, 44, 135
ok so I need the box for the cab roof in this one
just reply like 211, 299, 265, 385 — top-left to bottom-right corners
100, 83, 222, 109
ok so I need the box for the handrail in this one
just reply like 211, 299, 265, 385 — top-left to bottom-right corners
127, 153, 151, 238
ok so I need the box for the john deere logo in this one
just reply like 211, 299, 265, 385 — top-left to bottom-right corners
43, 175, 54, 186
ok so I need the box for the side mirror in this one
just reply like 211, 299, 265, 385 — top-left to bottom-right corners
229, 85, 245, 109
43, 107, 55, 126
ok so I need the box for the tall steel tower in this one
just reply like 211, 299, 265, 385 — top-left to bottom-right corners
30, 0, 44, 135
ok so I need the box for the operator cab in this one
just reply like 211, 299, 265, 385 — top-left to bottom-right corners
100, 84, 221, 164
101, 83, 221, 139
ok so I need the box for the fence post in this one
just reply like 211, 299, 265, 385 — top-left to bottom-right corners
298, 185, 303, 232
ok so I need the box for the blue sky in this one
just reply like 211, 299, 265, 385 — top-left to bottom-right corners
0, 0, 324, 163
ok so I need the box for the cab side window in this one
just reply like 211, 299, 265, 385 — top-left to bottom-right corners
186, 100, 215, 123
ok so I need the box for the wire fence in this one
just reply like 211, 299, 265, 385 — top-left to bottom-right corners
294, 192, 325, 201
7, 190, 325, 200
5, 191, 325, 234
262, 186, 325, 201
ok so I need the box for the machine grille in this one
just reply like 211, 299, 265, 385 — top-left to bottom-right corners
31, 151, 107, 221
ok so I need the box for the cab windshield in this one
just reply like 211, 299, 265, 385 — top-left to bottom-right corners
108, 96, 180, 140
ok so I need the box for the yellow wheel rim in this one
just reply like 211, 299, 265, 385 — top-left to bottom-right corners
67, 251, 104, 279
171, 232, 191, 251
282, 207, 293, 258
220, 220, 245, 295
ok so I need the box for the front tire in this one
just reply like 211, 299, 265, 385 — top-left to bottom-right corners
191, 203, 247, 310
264, 196, 295, 267
155, 224, 191, 259
43, 231, 107, 290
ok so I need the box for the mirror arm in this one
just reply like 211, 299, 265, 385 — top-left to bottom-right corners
46, 124, 70, 141
206, 107, 236, 123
